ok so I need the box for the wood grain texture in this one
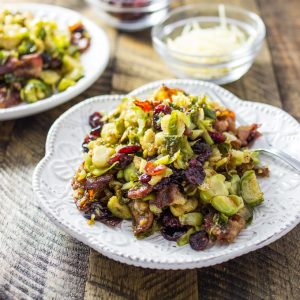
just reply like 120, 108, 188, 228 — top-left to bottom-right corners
0, 0, 299, 299
258, 0, 300, 120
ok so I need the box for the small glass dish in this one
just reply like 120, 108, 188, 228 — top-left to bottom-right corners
152, 4, 266, 84
85, 0, 171, 31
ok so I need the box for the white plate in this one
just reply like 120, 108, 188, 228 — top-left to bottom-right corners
33, 80, 300, 269
0, 3, 110, 121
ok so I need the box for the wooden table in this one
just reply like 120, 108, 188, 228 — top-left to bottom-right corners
0, 0, 299, 299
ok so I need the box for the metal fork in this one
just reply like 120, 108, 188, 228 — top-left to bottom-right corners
207, 91, 300, 172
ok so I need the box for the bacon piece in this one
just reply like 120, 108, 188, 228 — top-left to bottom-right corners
152, 184, 186, 209
214, 119, 229, 132
129, 201, 154, 235
218, 215, 246, 243
15, 54, 43, 77
237, 124, 261, 146
127, 184, 153, 199
85, 174, 113, 191
0, 87, 21, 108
0, 54, 43, 78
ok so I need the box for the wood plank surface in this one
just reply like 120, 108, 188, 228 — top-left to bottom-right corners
0, 0, 299, 299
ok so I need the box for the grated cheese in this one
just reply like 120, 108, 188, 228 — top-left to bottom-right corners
167, 4, 251, 57
165, 5, 255, 80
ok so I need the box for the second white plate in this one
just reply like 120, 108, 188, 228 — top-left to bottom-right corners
0, 3, 110, 121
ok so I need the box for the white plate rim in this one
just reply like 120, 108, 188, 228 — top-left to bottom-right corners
33, 80, 300, 269
0, 3, 110, 120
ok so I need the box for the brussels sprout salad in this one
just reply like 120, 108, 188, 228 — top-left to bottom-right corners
0, 9, 90, 108
72, 85, 269, 251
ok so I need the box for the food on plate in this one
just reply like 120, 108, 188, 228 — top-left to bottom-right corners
72, 85, 269, 251
0, 9, 91, 108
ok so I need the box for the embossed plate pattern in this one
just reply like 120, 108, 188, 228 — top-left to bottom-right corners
33, 80, 300, 269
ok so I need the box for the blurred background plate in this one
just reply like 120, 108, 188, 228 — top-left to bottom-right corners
0, 3, 110, 121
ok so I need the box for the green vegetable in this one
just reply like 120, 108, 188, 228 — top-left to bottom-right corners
177, 228, 195, 246
165, 135, 182, 156
141, 193, 155, 201
40, 70, 60, 85
179, 212, 203, 227
91, 163, 117, 177
211, 195, 244, 216
0, 50, 10, 65
121, 181, 136, 190
237, 206, 253, 224
107, 196, 132, 219
18, 39, 37, 55
241, 170, 264, 206
149, 203, 162, 215
124, 163, 138, 182
199, 174, 229, 203
203, 107, 216, 119
58, 78, 76, 92
117, 170, 124, 179
161, 111, 185, 136
170, 198, 198, 217
197, 120, 214, 145
229, 174, 240, 195
20, 79, 51, 103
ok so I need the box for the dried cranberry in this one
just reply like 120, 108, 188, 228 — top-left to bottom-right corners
154, 104, 172, 114
189, 231, 209, 251
90, 125, 102, 137
152, 104, 172, 130
41, 52, 62, 69
118, 145, 141, 154
192, 140, 212, 162
89, 112, 103, 128
161, 210, 184, 228
82, 143, 89, 153
185, 159, 205, 185
153, 169, 185, 191
139, 173, 151, 183
82, 134, 95, 152
209, 131, 226, 144
84, 203, 121, 227
108, 153, 133, 169
50, 57, 62, 69
161, 227, 187, 241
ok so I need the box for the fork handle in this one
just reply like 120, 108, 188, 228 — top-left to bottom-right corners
260, 147, 300, 172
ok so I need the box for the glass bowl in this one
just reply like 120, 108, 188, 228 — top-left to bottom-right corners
85, 0, 171, 31
152, 4, 266, 84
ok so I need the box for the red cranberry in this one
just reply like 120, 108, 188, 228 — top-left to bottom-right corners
108, 153, 133, 169
189, 231, 209, 251
209, 131, 226, 144
153, 104, 172, 130
90, 125, 101, 137
89, 112, 102, 128
154, 104, 172, 114
139, 173, 151, 183
118, 145, 141, 154
161, 227, 187, 241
